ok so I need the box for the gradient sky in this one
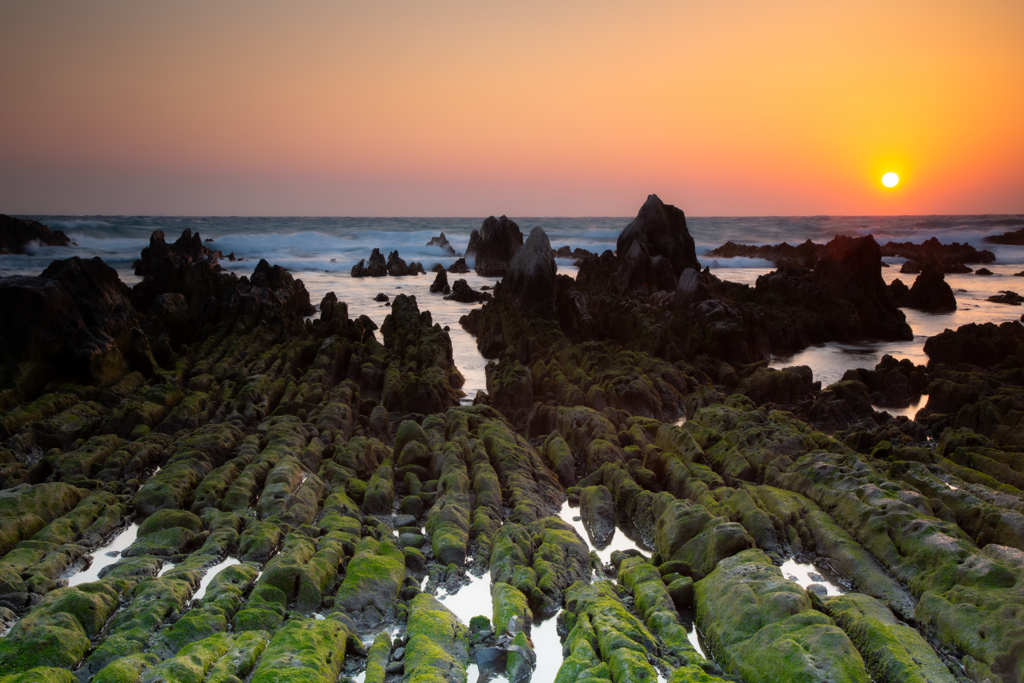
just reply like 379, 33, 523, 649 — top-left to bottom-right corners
2, 0, 1022, 216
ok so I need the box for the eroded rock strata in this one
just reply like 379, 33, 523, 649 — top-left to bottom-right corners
0, 203, 1021, 683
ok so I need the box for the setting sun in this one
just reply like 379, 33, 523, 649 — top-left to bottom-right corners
882, 172, 900, 188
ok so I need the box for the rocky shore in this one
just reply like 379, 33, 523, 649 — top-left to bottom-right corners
0, 197, 1022, 682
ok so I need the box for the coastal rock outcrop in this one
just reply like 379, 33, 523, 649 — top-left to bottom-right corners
888, 270, 957, 312
426, 232, 457, 255
351, 248, 388, 277
445, 279, 491, 304
385, 250, 425, 276
0, 256, 140, 396
0, 215, 71, 254
615, 194, 700, 283
466, 216, 524, 277
429, 269, 450, 294
503, 226, 558, 319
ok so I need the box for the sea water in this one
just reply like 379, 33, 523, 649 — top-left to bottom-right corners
4, 213, 1024, 401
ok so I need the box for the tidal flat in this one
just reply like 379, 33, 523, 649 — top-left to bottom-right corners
2, 199, 1024, 683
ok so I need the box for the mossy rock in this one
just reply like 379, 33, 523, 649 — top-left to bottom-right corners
250, 618, 349, 683
404, 594, 469, 683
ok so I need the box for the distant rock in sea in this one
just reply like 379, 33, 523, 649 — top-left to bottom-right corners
426, 232, 457, 256
0, 214, 72, 254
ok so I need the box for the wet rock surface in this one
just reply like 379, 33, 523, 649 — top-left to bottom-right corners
1, 209, 1023, 682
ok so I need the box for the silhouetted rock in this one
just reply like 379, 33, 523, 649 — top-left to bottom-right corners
466, 216, 524, 276
430, 270, 450, 295
0, 215, 71, 254
672, 267, 708, 309
988, 291, 1024, 305
426, 232, 457, 256
976, 268, 994, 276
386, 250, 425, 276
615, 194, 700, 280
984, 226, 1024, 245
924, 321, 1024, 369
445, 279, 491, 303
888, 271, 956, 312
708, 240, 824, 268
882, 237, 993, 273
503, 227, 558, 318
131, 229, 233, 313
448, 258, 470, 274
553, 245, 596, 262
0, 256, 139, 395
375, 292, 390, 302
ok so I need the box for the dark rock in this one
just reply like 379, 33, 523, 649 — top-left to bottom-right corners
387, 251, 425, 277
984, 226, 1024, 245
426, 232, 457, 256
988, 291, 1024, 305
976, 268, 994, 275
0, 215, 71, 254
708, 239, 824, 268
375, 293, 389, 302
429, 270, 450, 295
352, 249, 388, 278
0, 256, 139, 396
431, 263, 446, 273
448, 258, 469, 274
673, 267, 708, 308
131, 229, 235, 314
616, 194, 700, 280
924, 321, 1024, 369
445, 280, 491, 304
580, 485, 615, 547
553, 245, 596, 262
466, 216, 524, 276
889, 271, 957, 312
737, 366, 816, 406
503, 227, 557, 318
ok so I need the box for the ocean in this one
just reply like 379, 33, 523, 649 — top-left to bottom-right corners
5, 213, 1024, 409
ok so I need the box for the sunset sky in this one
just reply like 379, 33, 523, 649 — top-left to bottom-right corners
1, 0, 1022, 216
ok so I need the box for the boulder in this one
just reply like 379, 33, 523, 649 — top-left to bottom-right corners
0, 215, 71, 254
673, 267, 708, 308
503, 226, 557, 318
466, 216, 524, 276
988, 290, 1024, 306
448, 257, 470, 274
615, 194, 700, 279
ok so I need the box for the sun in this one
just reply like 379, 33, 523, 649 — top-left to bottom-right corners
882, 172, 899, 188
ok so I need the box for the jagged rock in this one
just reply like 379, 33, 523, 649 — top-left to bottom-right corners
352, 249, 388, 278
553, 245, 596, 262
445, 280, 491, 304
708, 239, 824, 268
466, 216, 524, 276
386, 251, 425, 276
426, 232, 457, 256
984, 226, 1024, 245
888, 271, 956, 312
0, 215, 71, 254
503, 227, 557, 318
615, 194, 700, 280
429, 270, 450, 295
448, 258, 470, 274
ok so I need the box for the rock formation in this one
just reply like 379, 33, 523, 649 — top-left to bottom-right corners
466, 216, 523, 277
0, 215, 71, 254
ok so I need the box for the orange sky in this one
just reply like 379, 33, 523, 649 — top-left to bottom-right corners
1, 0, 1022, 216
